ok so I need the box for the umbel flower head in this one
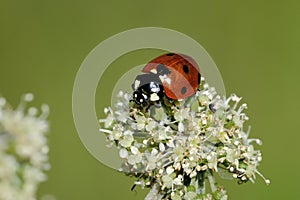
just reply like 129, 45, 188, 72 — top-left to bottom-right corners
0, 94, 50, 200
100, 78, 269, 200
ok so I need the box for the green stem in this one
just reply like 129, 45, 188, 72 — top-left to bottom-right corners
207, 170, 217, 193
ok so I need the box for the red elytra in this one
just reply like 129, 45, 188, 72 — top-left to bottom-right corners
142, 53, 201, 100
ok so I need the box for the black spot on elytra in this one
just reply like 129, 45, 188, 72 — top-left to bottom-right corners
181, 87, 187, 94
183, 65, 189, 74
166, 53, 175, 56
198, 73, 201, 85
157, 64, 170, 75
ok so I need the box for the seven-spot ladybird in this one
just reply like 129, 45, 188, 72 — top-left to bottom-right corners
132, 53, 201, 105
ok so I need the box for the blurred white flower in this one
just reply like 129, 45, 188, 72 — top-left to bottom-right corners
0, 94, 50, 200
0, 155, 18, 179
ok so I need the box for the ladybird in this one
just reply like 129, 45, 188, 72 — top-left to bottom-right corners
132, 53, 201, 105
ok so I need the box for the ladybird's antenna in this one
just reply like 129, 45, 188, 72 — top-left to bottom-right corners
131, 184, 137, 191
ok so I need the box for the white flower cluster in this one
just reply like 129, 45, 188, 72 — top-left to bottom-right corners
0, 94, 50, 200
100, 78, 269, 200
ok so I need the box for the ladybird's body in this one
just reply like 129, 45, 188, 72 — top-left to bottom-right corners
132, 53, 201, 105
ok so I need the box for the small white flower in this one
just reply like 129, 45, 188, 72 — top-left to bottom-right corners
166, 166, 174, 175
119, 149, 128, 158
127, 153, 142, 165
226, 148, 240, 164
145, 120, 157, 132
190, 170, 197, 178
158, 131, 168, 141
116, 111, 128, 123
173, 144, 185, 162
173, 175, 183, 185
162, 174, 173, 189
159, 143, 165, 152
245, 164, 256, 178
111, 129, 122, 140
145, 152, 158, 170
99, 113, 114, 128
230, 94, 241, 102
136, 115, 147, 130
174, 108, 189, 122
198, 94, 210, 105
218, 131, 230, 144
130, 146, 139, 154
178, 122, 184, 132
166, 139, 175, 148
207, 152, 218, 172
120, 134, 134, 148
233, 115, 243, 128
243, 145, 256, 160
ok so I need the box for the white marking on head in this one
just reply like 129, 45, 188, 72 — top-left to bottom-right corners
149, 82, 160, 93
142, 93, 148, 100
140, 99, 143, 103
134, 80, 140, 90
150, 69, 157, 74
150, 93, 160, 101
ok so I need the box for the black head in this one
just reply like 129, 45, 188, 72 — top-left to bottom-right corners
132, 73, 164, 105
132, 90, 148, 104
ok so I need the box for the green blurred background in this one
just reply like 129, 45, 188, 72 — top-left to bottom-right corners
0, 0, 298, 199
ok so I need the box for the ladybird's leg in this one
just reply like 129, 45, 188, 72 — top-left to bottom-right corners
209, 103, 216, 113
